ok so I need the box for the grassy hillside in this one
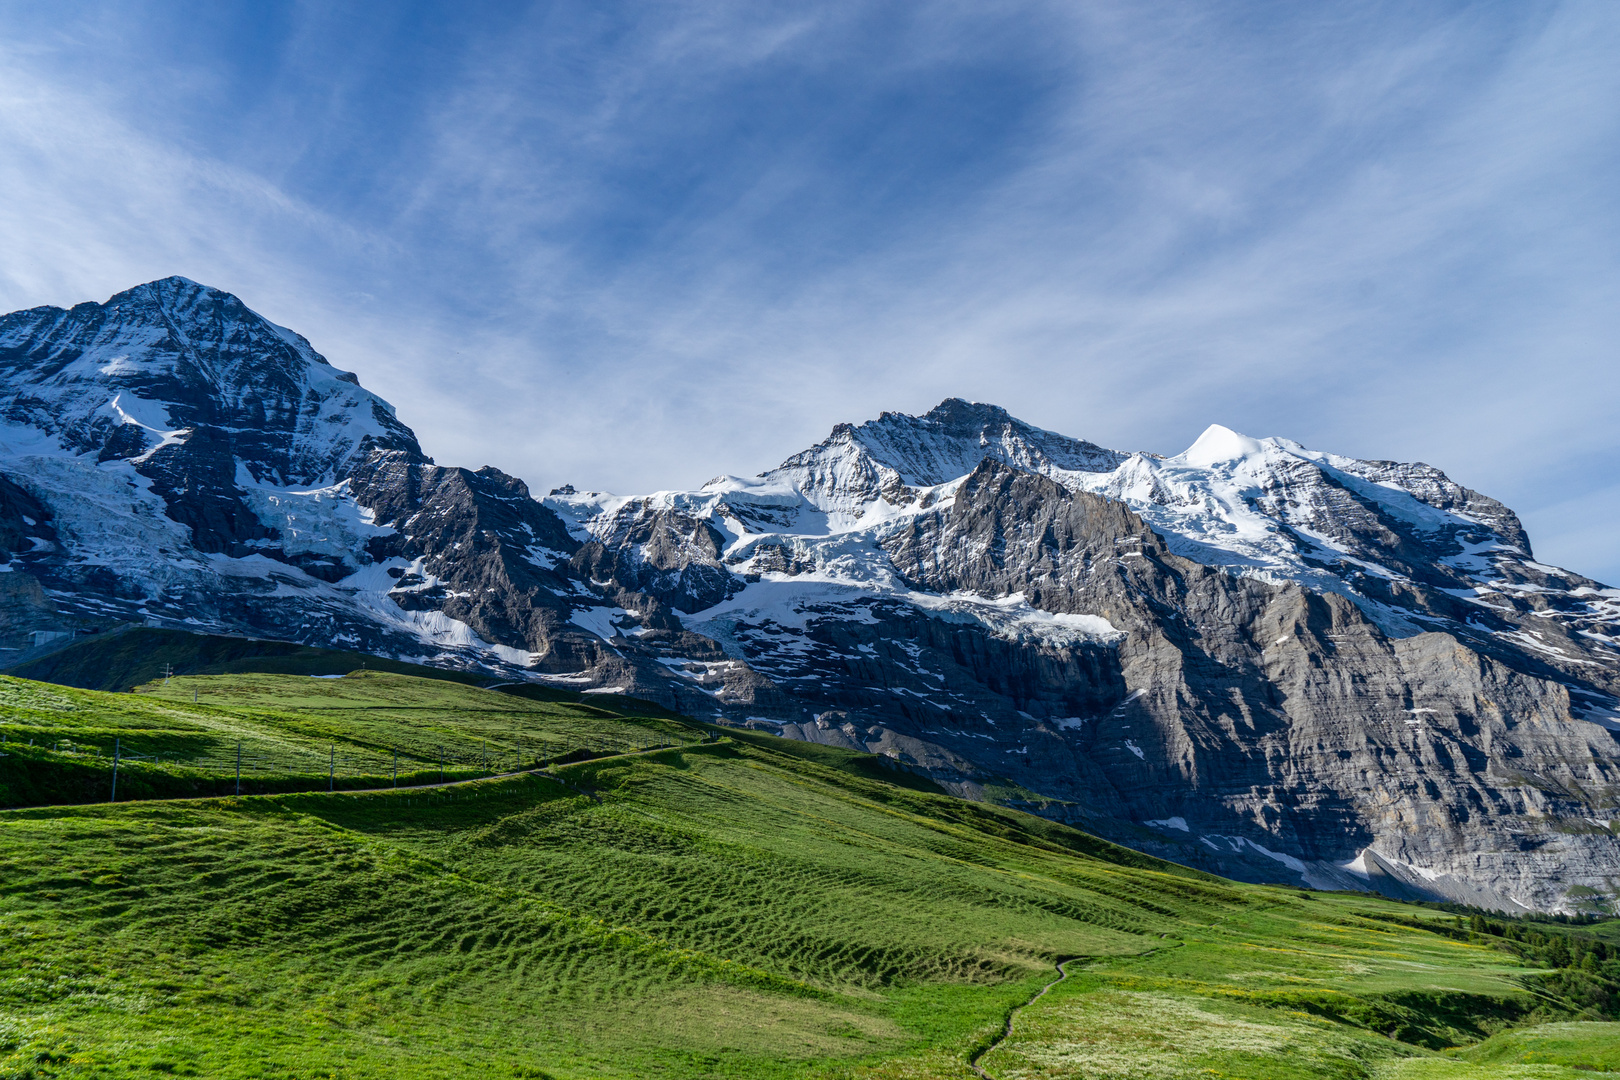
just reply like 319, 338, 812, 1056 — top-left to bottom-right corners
0, 671, 696, 807
1, 673, 1617, 1079
1, 627, 501, 693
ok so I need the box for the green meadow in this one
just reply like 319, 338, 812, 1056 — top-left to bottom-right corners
0, 671, 695, 806
1, 670, 1616, 1078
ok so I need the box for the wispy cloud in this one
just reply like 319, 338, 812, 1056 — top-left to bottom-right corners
0, 1, 1614, 579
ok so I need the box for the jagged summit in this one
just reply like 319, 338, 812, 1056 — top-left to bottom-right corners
62, 277, 330, 374
0, 278, 431, 600
0, 277, 423, 486
742, 398, 1129, 526
783, 397, 1127, 488
94, 275, 244, 314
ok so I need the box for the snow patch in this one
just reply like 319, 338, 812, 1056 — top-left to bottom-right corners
1236, 837, 1308, 873
103, 391, 175, 433
242, 476, 393, 562
569, 606, 633, 641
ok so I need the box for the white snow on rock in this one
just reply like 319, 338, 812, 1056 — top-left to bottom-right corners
1146, 816, 1190, 832
4, 276, 1613, 700
569, 605, 634, 641
0, 277, 416, 487
0, 279, 481, 668
241, 476, 393, 565
547, 400, 1615, 672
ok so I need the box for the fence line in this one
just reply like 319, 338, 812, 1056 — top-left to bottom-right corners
0, 725, 693, 804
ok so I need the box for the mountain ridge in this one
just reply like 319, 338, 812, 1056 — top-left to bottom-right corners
2, 278, 1616, 913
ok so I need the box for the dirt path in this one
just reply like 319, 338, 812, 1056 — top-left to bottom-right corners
970, 958, 1074, 1080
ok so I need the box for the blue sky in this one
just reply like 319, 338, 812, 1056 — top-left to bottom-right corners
1, 1, 1616, 582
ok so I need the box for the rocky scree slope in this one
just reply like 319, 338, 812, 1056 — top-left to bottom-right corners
1, 279, 1616, 912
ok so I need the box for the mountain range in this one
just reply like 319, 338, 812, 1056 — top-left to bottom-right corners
2, 277, 1616, 913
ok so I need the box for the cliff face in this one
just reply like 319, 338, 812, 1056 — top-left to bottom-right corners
875, 461, 1619, 910
2, 279, 1616, 912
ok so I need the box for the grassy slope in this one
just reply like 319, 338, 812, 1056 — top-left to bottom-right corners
1454, 1022, 1620, 1071
0, 672, 696, 807
1, 674, 1616, 1079
0, 628, 499, 694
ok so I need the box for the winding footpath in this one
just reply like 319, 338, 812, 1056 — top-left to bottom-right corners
970, 958, 1074, 1080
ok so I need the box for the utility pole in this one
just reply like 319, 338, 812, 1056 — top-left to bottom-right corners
162, 663, 173, 685
328, 745, 335, 793
111, 738, 120, 803
392, 749, 398, 788
235, 740, 242, 796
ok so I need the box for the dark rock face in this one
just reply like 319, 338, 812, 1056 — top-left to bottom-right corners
1336, 457, 1532, 554
346, 453, 603, 670
573, 501, 744, 613
1, 278, 1615, 912
138, 427, 282, 557
0, 476, 54, 565
884, 459, 1175, 606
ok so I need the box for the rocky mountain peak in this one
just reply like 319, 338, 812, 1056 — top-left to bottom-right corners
0, 277, 423, 486
830, 396, 1127, 486
760, 398, 1128, 525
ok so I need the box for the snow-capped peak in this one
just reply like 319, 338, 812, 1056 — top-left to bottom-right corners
0, 276, 422, 486
753, 398, 1127, 526
1179, 424, 1268, 468
811, 397, 1127, 486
